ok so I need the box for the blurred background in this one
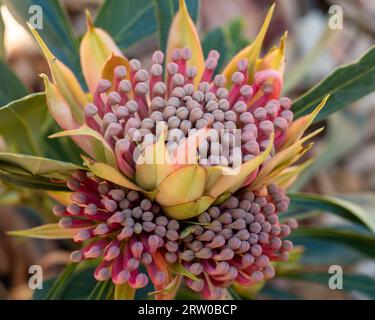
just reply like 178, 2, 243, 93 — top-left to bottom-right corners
0, 0, 375, 299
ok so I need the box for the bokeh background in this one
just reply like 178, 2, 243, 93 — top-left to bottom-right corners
0, 0, 375, 299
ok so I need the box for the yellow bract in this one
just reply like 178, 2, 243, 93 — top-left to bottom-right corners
101, 54, 130, 92
166, 0, 205, 86
283, 95, 329, 149
29, 25, 87, 123
50, 125, 118, 167
156, 165, 206, 206
272, 159, 314, 189
222, 4, 275, 83
162, 196, 215, 220
80, 11, 123, 93
135, 125, 175, 190
255, 31, 287, 76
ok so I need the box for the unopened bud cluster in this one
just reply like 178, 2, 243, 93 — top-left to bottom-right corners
54, 171, 296, 297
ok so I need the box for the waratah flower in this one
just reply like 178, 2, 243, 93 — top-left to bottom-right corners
22, 1, 329, 299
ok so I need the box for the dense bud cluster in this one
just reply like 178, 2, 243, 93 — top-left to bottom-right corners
54, 170, 178, 288
178, 185, 296, 298
54, 170, 296, 297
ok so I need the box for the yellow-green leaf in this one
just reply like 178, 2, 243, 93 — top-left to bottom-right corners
0, 152, 82, 180
7, 223, 76, 239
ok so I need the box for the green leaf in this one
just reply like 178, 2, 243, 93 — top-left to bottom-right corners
202, 28, 227, 72
289, 226, 375, 259
7, 223, 76, 239
3, 0, 82, 80
0, 93, 48, 155
0, 152, 83, 180
292, 45, 375, 122
287, 192, 375, 233
0, 60, 29, 106
280, 272, 375, 299
96, 0, 199, 50
292, 238, 366, 266
223, 19, 249, 63
0, 165, 68, 190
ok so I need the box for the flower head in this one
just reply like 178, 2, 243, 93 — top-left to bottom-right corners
24, 0, 328, 299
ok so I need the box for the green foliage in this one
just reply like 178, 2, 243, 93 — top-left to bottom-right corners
0, 93, 48, 155
0, 60, 28, 106
293, 45, 375, 122
287, 192, 375, 233
96, 0, 199, 51
0, 152, 81, 190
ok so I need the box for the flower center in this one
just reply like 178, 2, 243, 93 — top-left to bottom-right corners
83, 48, 293, 178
